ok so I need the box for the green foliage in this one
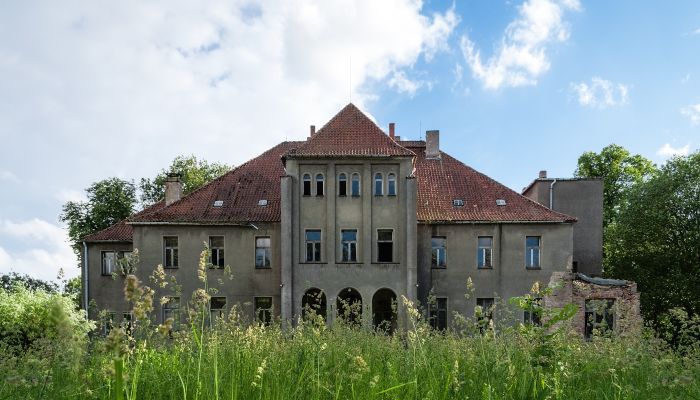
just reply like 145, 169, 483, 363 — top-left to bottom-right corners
60, 177, 136, 254
139, 155, 230, 207
1, 272, 58, 293
0, 286, 94, 349
607, 151, 700, 324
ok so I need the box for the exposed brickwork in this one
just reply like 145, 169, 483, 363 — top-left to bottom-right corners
546, 271, 642, 337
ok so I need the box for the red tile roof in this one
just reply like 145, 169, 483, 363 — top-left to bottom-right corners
130, 142, 303, 224
284, 103, 415, 158
83, 201, 165, 242
400, 141, 576, 223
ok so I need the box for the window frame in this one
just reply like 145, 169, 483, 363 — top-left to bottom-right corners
255, 236, 272, 269
302, 173, 311, 196
376, 229, 394, 263
254, 296, 273, 326
387, 173, 397, 196
101, 251, 117, 275
340, 229, 358, 262
374, 173, 383, 196
351, 173, 361, 197
525, 236, 541, 269
477, 236, 493, 269
209, 296, 227, 324
476, 297, 495, 327
101, 311, 116, 336
431, 236, 447, 268
584, 298, 615, 339
209, 235, 225, 269
163, 236, 179, 269
162, 296, 180, 330
315, 173, 324, 196
429, 297, 448, 331
523, 297, 542, 326
304, 229, 322, 262
338, 173, 347, 197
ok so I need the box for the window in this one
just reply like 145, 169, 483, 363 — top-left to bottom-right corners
102, 251, 117, 275
525, 236, 541, 268
163, 237, 179, 268
374, 173, 383, 196
101, 312, 116, 335
377, 229, 393, 262
209, 236, 225, 268
305, 230, 322, 262
315, 174, 324, 196
476, 298, 494, 328
255, 237, 271, 268
162, 297, 180, 330
255, 297, 272, 325
477, 236, 493, 268
338, 173, 347, 196
302, 174, 311, 196
387, 173, 396, 196
431, 237, 446, 268
523, 298, 542, 326
210, 297, 226, 323
351, 173, 360, 196
341, 229, 358, 262
429, 298, 448, 331
585, 299, 615, 339
122, 312, 133, 335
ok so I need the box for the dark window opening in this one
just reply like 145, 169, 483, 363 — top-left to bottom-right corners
255, 297, 273, 325
164, 236, 179, 268
377, 229, 393, 262
585, 299, 615, 339
209, 236, 225, 268
305, 230, 322, 262
302, 288, 327, 322
315, 174, 324, 196
429, 298, 448, 331
302, 174, 311, 196
338, 173, 347, 196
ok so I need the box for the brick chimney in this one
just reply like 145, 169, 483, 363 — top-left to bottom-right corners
539, 170, 548, 179
426, 130, 440, 159
165, 173, 183, 206
310, 125, 316, 137
389, 123, 395, 139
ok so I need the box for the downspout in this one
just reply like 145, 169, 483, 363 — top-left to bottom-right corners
83, 241, 89, 319
549, 179, 558, 209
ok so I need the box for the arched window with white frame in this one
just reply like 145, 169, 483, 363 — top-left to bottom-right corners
374, 173, 383, 196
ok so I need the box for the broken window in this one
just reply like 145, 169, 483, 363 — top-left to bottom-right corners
341, 229, 358, 262
162, 297, 180, 330
431, 237, 446, 268
523, 297, 542, 326
374, 173, 383, 196
477, 236, 493, 268
525, 236, 541, 269
255, 237, 271, 268
163, 236, 179, 268
351, 173, 360, 196
302, 174, 311, 196
101, 312, 116, 336
305, 230, 322, 262
387, 173, 396, 196
585, 299, 615, 339
210, 297, 226, 324
377, 229, 393, 262
338, 173, 347, 196
209, 236, 225, 268
255, 297, 272, 325
122, 312, 133, 335
429, 297, 448, 331
476, 297, 494, 330
315, 174, 324, 196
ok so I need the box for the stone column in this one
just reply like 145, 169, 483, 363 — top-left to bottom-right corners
280, 175, 293, 325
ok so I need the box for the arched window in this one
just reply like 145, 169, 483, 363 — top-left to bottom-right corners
351, 173, 360, 196
374, 173, 383, 196
338, 173, 347, 196
387, 173, 396, 196
315, 174, 324, 196
302, 174, 311, 196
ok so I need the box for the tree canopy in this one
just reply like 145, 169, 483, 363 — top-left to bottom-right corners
606, 151, 700, 321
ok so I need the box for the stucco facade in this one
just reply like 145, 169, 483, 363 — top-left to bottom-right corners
84, 104, 585, 331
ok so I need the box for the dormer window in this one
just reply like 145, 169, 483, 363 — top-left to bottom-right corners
338, 173, 347, 196
302, 174, 311, 196
315, 174, 324, 196
387, 173, 396, 196
374, 173, 383, 196
351, 173, 361, 196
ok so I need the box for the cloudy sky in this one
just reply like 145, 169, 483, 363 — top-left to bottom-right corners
1, 0, 698, 282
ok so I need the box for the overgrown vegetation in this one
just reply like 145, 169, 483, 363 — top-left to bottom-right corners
1, 249, 698, 399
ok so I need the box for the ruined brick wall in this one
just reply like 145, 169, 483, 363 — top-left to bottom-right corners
545, 272, 642, 337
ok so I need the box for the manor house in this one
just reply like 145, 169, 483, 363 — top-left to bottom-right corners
83, 103, 603, 332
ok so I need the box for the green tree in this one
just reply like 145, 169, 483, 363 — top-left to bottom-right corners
1, 272, 58, 293
607, 151, 700, 323
60, 177, 136, 254
139, 155, 230, 207
575, 144, 657, 226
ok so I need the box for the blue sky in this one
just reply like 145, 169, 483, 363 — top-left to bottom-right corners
0, 0, 698, 281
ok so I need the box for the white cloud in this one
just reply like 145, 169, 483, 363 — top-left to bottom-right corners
0, 170, 19, 182
388, 71, 430, 96
55, 189, 87, 203
657, 143, 690, 158
681, 103, 700, 125
570, 77, 629, 108
460, 0, 580, 90
0, 219, 77, 282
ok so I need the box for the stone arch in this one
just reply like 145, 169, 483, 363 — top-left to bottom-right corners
336, 287, 362, 326
301, 288, 327, 323
372, 288, 397, 334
